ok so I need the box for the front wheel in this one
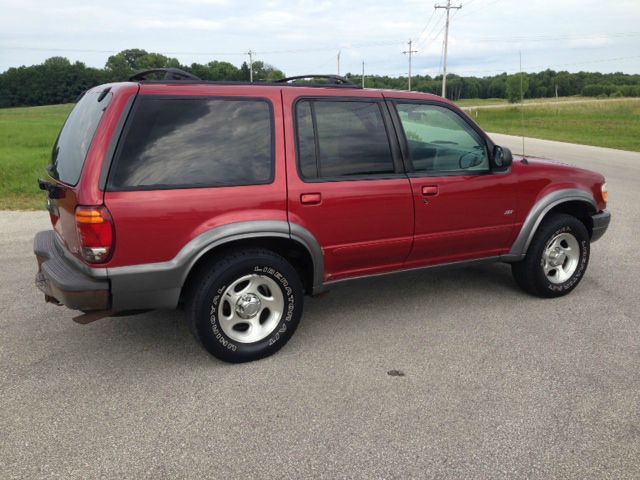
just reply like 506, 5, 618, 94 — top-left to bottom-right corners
511, 214, 590, 298
186, 249, 304, 363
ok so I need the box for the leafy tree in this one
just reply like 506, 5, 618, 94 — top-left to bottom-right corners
239, 62, 251, 81
506, 73, 530, 103
106, 48, 149, 70
105, 49, 181, 81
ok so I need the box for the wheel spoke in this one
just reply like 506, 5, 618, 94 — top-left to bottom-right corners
224, 289, 240, 305
220, 308, 240, 325
556, 265, 569, 283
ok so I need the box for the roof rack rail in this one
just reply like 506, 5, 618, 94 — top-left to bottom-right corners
276, 75, 357, 87
129, 68, 201, 82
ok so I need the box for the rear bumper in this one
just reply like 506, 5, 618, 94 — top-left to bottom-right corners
34, 231, 110, 311
591, 210, 611, 242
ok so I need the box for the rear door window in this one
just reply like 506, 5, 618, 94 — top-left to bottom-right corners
295, 99, 395, 179
108, 97, 274, 190
49, 91, 112, 185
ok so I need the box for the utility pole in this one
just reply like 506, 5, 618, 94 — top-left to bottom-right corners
247, 50, 254, 83
402, 39, 418, 91
362, 61, 365, 88
337, 50, 341, 76
435, 0, 462, 98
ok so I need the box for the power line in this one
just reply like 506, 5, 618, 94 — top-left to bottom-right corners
0, 40, 405, 57
414, 9, 446, 51
414, 8, 437, 44
455, 0, 502, 19
4, 31, 639, 58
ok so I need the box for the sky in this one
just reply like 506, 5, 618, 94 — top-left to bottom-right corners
1, 0, 639, 77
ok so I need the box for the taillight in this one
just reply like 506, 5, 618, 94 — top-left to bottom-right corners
75, 206, 114, 263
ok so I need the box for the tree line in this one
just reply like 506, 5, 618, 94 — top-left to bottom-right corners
351, 70, 640, 102
1, 48, 639, 108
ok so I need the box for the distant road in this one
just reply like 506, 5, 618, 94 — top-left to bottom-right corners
461, 96, 638, 111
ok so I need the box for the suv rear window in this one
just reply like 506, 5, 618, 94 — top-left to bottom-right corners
49, 91, 112, 185
108, 97, 274, 190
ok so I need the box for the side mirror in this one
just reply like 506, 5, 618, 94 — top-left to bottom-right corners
459, 152, 484, 170
492, 145, 513, 171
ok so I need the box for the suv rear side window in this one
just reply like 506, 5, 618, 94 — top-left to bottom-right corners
109, 97, 273, 190
295, 99, 394, 179
50, 91, 112, 185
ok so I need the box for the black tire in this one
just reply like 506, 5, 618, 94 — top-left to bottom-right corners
511, 213, 590, 298
186, 248, 304, 363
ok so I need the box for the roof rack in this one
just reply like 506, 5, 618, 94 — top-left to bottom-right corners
276, 75, 357, 87
129, 68, 201, 82
127, 70, 361, 89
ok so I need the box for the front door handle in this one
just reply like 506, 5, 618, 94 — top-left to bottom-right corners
300, 193, 322, 205
421, 185, 438, 196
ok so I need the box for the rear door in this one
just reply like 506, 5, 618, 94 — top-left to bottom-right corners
102, 85, 287, 268
282, 89, 414, 282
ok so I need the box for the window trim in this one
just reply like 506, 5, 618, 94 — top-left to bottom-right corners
292, 96, 406, 184
387, 99, 500, 178
106, 95, 276, 192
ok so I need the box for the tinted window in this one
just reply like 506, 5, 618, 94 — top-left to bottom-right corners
110, 97, 273, 190
296, 100, 394, 179
50, 91, 112, 185
396, 103, 490, 174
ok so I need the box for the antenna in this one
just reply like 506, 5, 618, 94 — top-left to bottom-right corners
520, 50, 526, 160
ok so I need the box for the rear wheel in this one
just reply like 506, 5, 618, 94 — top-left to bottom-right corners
186, 248, 304, 363
511, 214, 590, 298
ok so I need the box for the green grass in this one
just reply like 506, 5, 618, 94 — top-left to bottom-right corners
0, 104, 73, 209
470, 98, 640, 152
455, 98, 508, 107
454, 96, 602, 107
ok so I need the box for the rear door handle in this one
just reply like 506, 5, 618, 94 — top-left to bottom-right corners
300, 193, 322, 205
421, 185, 438, 196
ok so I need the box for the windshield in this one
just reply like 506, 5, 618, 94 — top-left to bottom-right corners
49, 91, 112, 185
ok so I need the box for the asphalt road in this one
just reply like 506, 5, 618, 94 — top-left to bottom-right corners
1, 136, 639, 479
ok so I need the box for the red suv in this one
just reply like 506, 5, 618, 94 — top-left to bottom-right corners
34, 69, 611, 363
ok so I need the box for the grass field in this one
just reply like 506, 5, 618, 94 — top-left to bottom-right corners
0, 99, 638, 210
0, 104, 73, 209
455, 98, 508, 107
453, 96, 606, 108
470, 98, 640, 152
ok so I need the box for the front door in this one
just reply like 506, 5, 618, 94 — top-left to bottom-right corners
389, 100, 519, 267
